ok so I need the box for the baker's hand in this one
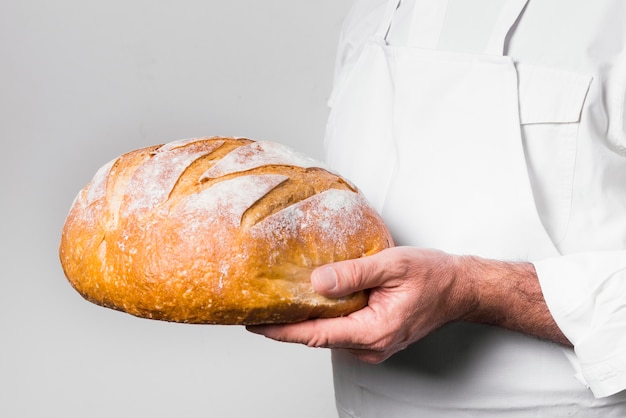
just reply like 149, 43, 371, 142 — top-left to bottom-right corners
247, 247, 475, 363
247, 246, 571, 362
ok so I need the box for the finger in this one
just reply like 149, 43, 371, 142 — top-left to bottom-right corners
345, 348, 394, 364
246, 309, 376, 351
247, 322, 397, 364
312, 248, 404, 298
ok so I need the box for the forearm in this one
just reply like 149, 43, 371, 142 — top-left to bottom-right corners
459, 256, 571, 346
249, 247, 573, 364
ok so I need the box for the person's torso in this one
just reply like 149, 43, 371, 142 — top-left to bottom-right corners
324, 0, 626, 415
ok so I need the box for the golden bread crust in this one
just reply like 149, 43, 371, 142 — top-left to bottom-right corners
59, 137, 392, 324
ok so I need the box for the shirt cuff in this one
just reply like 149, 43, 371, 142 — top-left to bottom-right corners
534, 251, 626, 398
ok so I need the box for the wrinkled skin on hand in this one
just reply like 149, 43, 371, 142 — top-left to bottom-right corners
247, 246, 570, 363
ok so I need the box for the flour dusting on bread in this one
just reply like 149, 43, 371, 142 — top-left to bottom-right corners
199, 140, 323, 181
59, 137, 392, 324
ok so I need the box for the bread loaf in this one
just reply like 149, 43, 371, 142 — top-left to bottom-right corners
59, 137, 393, 324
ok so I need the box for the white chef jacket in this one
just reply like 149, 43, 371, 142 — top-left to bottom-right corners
325, 0, 626, 415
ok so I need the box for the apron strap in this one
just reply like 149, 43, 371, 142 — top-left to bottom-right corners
378, 0, 529, 55
483, 0, 529, 55
407, 0, 448, 49
374, 0, 403, 41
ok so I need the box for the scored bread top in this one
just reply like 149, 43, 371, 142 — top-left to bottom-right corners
59, 137, 393, 324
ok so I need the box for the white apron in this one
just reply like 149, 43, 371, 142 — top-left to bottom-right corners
324, 0, 626, 415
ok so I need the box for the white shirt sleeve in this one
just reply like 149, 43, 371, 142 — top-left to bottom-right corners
535, 252, 626, 398
514, 0, 626, 399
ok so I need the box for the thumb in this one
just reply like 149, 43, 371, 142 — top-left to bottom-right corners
311, 252, 391, 298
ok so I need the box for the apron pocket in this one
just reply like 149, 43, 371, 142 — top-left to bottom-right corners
516, 63, 592, 245
606, 56, 626, 155
517, 63, 592, 125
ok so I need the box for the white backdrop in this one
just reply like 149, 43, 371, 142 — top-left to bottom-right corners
0, 1, 354, 417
